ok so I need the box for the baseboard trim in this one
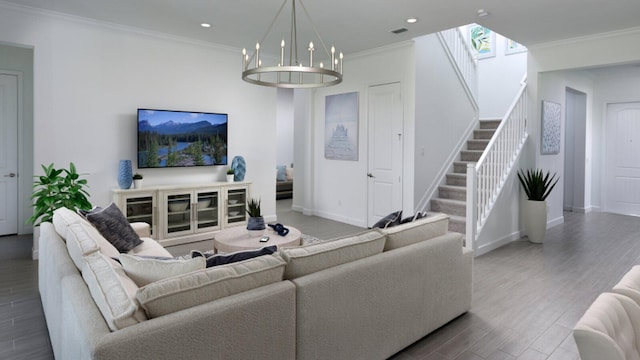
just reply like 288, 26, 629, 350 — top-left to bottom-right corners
312, 210, 367, 228
476, 230, 522, 256
547, 215, 564, 229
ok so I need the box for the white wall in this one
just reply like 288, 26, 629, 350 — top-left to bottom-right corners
296, 42, 415, 227
476, 33, 528, 119
527, 27, 640, 227
0, 4, 279, 243
276, 88, 294, 168
414, 34, 477, 210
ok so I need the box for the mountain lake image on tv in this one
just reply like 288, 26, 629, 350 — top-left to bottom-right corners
137, 109, 228, 168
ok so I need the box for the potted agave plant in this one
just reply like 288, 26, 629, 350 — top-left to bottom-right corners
517, 169, 559, 244
226, 168, 235, 182
132, 173, 143, 189
245, 197, 265, 235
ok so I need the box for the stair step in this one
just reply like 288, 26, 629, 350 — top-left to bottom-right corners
430, 198, 466, 217
461, 150, 483, 162
480, 119, 501, 130
467, 139, 489, 151
474, 129, 495, 140
439, 185, 466, 201
453, 161, 475, 174
448, 215, 466, 235
446, 173, 467, 186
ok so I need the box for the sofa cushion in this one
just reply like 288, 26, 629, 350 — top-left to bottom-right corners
65, 222, 120, 270
84, 203, 143, 252
276, 165, 287, 181
119, 254, 206, 287
127, 237, 173, 258
381, 212, 450, 251
52, 207, 88, 241
279, 230, 386, 280
136, 254, 286, 318
82, 252, 147, 331
371, 210, 402, 229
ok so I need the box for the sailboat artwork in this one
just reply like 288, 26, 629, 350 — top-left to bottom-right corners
324, 92, 359, 161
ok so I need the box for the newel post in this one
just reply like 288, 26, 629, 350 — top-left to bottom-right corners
466, 164, 477, 252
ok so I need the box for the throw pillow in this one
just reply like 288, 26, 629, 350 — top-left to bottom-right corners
119, 254, 206, 287
84, 203, 143, 253
276, 165, 287, 181
285, 166, 294, 181
192, 245, 277, 267
371, 210, 402, 229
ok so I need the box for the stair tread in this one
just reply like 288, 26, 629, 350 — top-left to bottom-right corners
447, 173, 466, 178
448, 215, 466, 222
432, 198, 466, 205
440, 184, 466, 190
461, 149, 483, 153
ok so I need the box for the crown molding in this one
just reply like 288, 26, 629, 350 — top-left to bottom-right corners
528, 26, 640, 50
0, 0, 240, 54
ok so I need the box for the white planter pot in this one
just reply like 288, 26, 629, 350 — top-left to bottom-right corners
523, 200, 547, 243
133, 179, 143, 189
226, 174, 234, 182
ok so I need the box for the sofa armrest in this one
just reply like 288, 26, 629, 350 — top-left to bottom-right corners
130, 222, 151, 238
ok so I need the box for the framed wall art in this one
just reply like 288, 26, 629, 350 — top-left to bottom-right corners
541, 100, 561, 155
469, 24, 496, 59
324, 92, 359, 161
505, 39, 527, 55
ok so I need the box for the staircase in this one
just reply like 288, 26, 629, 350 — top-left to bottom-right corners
430, 119, 500, 234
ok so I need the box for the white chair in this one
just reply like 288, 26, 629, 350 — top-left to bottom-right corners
573, 292, 640, 360
613, 265, 640, 306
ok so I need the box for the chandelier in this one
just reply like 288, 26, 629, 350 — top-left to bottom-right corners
241, 0, 343, 88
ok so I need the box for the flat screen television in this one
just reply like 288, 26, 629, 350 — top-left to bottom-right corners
137, 108, 228, 168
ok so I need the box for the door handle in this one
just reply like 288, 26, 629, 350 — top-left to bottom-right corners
367, 173, 375, 178
3, 173, 16, 178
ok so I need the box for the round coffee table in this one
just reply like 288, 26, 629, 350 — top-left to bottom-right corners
213, 225, 301, 253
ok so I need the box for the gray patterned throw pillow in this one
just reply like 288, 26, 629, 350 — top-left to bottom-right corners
84, 203, 143, 253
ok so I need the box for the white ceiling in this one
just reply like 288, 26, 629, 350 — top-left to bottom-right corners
3, 0, 640, 57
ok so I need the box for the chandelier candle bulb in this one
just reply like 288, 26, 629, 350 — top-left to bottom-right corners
339, 52, 344, 74
280, 39, 285, 66
255, 42, 260, 68
242, 48, 247, 70
309, 41, 314, 66
331, 46, 335, 70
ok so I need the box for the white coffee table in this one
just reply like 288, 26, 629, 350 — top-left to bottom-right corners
213, 225, 301, 253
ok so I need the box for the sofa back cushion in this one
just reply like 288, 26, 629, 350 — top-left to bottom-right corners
381, 212, 450, 251
136, 254, 286, 318
279, 230, 386, 280
82, 252, 147, 331
119, 254, 206, 287
52, 207, 87, 240
66, 222, 120, 270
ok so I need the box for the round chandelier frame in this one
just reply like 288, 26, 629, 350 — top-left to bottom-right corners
241, 0, 343, 88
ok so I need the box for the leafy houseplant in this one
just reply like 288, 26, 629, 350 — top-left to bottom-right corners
517, 169, 559, 201
245, 197, 265, 231
27, 162, 92, 226
517, 169, 558, 243
132, 173, 143, 180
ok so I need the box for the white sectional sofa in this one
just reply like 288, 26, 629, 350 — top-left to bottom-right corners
39, 209, 473, 360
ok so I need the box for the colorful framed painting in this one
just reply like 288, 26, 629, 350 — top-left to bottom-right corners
505, 39, 527, 55
324, 92, 359, 161
541, 100, 561, 155
469, 24, 496, 59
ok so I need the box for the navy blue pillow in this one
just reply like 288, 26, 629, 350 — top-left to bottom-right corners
371, 210, 403, 229
192, 246, 278, 268
82, 203, 143, 252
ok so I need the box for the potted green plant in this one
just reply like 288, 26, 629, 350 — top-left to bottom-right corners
27, 162, 92, 226
132, 173, 143, 189
245, 197, 265, 233
517, 169, 559, 243
226, 168, 235, 182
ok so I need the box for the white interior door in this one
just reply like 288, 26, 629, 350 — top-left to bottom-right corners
367, 82, 403, 227
605, 102, 640, 215
0, 73, 19, 235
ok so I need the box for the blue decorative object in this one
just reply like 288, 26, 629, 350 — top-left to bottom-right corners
231, 156, 246, 181
118, 160, 133, 189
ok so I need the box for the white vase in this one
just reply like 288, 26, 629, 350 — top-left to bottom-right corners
133, 179, 143, 189
226, 174, 234, 182
523, 200, 547, 243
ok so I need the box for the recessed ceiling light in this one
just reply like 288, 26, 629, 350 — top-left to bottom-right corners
406, 18, 418, 24
201, 23, 211, 28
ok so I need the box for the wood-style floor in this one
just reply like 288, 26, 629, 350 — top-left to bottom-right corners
2, 207, 640, 359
